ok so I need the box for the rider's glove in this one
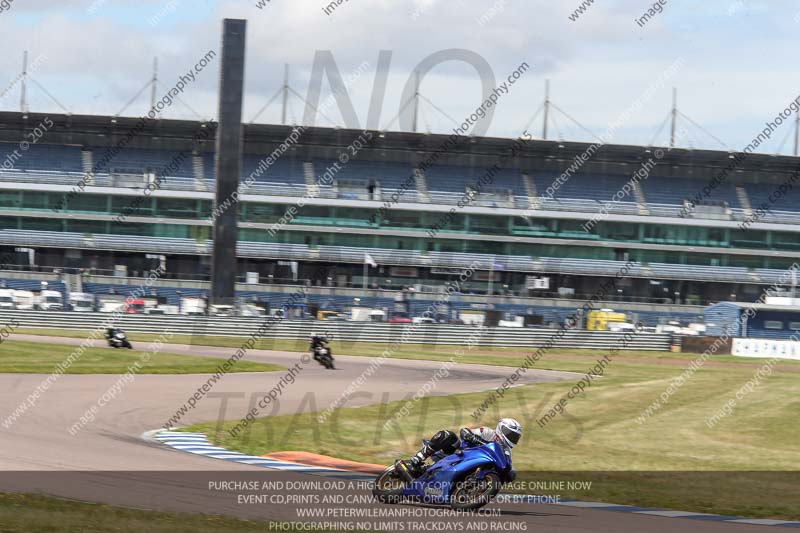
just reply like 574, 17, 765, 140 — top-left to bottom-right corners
459, 428, 480, 445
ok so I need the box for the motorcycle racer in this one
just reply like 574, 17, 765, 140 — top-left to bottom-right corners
397, 418, 522, 478
309, 332, 327, 362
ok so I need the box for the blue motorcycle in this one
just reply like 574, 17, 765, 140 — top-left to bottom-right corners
372, 438, 514, 510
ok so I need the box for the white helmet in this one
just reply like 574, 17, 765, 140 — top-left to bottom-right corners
495, 418, 522, 449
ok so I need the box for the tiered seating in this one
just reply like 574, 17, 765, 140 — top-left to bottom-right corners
532, 173, 637, 203
422, 166, 518, 207
100, 148, 194, 178
0, 143, 83, 173
203, 152, 310, 185
241, 154, 306, 184
491, 169, 528, 197
7, 141, 800, 226
743, 183, 800, 214
424, 165, 477, 193
311, 159, 423, 201
525, 175, 622, 215
0, 278, 66, 292
643, 176, 740, 208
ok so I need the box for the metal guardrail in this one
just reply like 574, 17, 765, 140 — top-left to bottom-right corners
1, 310, 672, 350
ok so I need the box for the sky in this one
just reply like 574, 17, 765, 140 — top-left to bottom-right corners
0, 0, 798, 154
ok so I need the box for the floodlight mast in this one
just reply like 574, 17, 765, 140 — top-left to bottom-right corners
211, 18, 247, 306
542, 79, 549, 140
670, 87, 677, 149
20, 51, 27, 113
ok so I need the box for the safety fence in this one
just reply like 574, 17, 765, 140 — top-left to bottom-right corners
1, 310, 672, 350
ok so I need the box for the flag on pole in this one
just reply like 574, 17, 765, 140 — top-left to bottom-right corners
364, 253, 377, 267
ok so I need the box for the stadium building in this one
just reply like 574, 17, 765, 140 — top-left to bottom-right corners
0, 111, 798, 318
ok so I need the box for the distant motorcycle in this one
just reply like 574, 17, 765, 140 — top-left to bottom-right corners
313, 344, 335, 369
309, 335, 335, 369
105, 328, 133, 349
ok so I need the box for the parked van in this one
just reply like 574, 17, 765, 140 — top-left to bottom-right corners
13, 290, 34, 310
148, 304, 179, 315
180, 298, 207, 316
350, 308, 386, 322
122, 299, 146, 314
35, 290, 64, 311
0, 289, 15, 310
210, 304, 234, 316
69, 292, 95, 312
241, 303, 266, 317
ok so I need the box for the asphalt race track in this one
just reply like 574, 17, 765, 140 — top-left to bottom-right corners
0, 335, 782, 532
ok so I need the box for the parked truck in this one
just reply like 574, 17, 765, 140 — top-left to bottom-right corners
241, 303, 266, 317
498, 315, 525, 328
180, 297, 207, 316
13, 290, 35, 310
35, 290, 64, 311
69, 292, 95, 312
210, 304, 234, 316
350, 308, 386, 322
122, 299, 146, 314
0, 289, 15, 310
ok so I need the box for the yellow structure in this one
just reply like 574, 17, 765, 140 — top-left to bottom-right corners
316, 310, 341, 320
586, 310, 626, 331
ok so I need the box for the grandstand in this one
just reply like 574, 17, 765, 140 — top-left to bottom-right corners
0, 111, 799, 310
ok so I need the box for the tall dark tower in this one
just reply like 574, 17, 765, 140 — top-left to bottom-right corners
211, 18, 246, 305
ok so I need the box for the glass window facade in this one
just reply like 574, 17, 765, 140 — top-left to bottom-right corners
2, 189, 799, 270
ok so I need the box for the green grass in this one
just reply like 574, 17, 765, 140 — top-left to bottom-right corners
187, 348, 800, 520
0, 340, 283, 374
0, 492, 350, 532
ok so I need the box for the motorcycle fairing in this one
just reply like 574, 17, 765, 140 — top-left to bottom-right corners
401, 441, 510, 504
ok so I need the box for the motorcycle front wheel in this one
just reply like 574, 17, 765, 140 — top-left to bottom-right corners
372, 466, 407, 504
450, 471, 501, 511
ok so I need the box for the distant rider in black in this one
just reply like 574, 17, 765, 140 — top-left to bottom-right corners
309, 333, 327, 361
